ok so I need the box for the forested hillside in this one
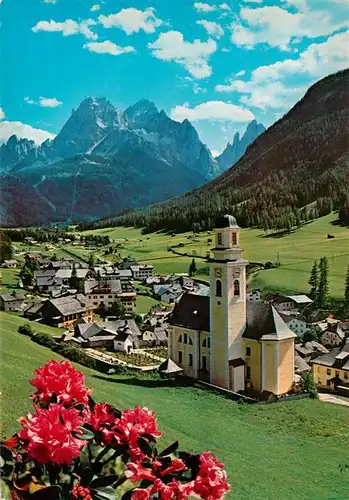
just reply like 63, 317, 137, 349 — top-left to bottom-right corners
82, 70, 349, 233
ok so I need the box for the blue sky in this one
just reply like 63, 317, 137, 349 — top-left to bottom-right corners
0, 0, 348, 154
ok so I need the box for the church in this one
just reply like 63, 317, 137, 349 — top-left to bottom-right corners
168, 214, 296, 396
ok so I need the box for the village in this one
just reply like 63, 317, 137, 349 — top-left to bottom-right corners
1, 216, 348, 403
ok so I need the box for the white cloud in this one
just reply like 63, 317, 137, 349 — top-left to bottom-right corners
216, 30, 349, 109
90, 4, 100, 12
39, 97, 63, 107
194, 2, 231, 12
241, 0, 263, 3
148, 30, 217, 79
24, 96, 63, 107
99, 8, 162, 35
235, 70, 246, 77
231, 5, 347, 50
83, 40, 136, 56
194, 2, 216, 12
193, 83, 207, 94
283, 0, 308, 11
0, 121, 56, 145
0, 107, 5, 120
171, 101, 254, 122
44, 0, 57, 3
211, 150, 221, 157
32, 19, 97, 40
197, 20, 224, 38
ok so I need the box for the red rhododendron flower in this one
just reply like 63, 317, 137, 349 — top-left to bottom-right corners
190, 452, 230, 500
30, 360, 91, 407
131, 489, 151, 500
85, 403, 117, 444
160, 459, 186, 477
126, 462, 157, 483
18, 404, 85, 465
72, 484, 92, 500
116, 407, 162, 459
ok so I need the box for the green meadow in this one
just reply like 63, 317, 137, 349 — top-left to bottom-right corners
82, 213, 349, 298
0, 311, 348, 500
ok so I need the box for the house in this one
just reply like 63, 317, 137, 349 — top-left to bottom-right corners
311, 344, 349, 392
247, 289, 261, 303
34, 270, 61, 294
153, 283, 183, 303
168, 213, 296, 396
319, 322, 345, 348
130, 265, 154, 281
36, 294, 95, 328
23, 301, 44, 319
294, 356, 311, 374
140, 323, 168, 347
0, 292, 26, 312
295, 341, 329, 361
2, 260, 18, 268
269, 294, 313, 313
278, 312, 308, 337
118, 259, 138, 270
68, 319, 141, 352
84, 278, 136, 313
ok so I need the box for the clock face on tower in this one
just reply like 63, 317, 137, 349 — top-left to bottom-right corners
232, 269, 240, 279
215, 268, 222, 278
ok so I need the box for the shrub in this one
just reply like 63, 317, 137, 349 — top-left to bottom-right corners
265, 261, 274, 269
300, 371, 318, 399
18, 323, 34, 337
32, 332, 57, 349
0, 360, 230, 500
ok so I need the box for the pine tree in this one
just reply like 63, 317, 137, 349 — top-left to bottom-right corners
344, 265, 349, 306
110, 299, 126, 318
317, 257, 329, 309
20, 266, 34, 288
88, 253, 95, 270
189, 258, 197, 277
69, 263, 79, 290
308, 261, 318, 300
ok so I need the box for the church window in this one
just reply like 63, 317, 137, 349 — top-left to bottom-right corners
178, 351, 182, 364
246, 346, 251, 356
188, 336, 193, 345
178, 335, 182, 343
246, 366, 251, 379
217, 233, 222, 245
184, 333, 188, 344
202, 338, 206, 347
189, 353, 193, 367
202, 356, 207, 371
216, 279, 222, 297
234, 280, 240, 296
232, 232, 237, 245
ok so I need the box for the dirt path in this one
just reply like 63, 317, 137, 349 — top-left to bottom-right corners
319, 393, 349, 407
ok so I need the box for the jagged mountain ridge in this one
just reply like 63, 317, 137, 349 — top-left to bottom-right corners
0, 97, 222, 225
217, 120, 266, 172
88, 69, 349, 234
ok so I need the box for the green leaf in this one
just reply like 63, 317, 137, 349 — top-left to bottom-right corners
90, 474, 119, 488
72, 427, 95, 441
0, 445, 13, 462
159, 441, 179, 458
81, 466, 94, 485
30, 485, 62, 499
137, 437, 152, 457
93, 485, 117, 500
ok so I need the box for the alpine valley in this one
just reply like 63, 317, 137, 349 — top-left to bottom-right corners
0, 97, 264, 226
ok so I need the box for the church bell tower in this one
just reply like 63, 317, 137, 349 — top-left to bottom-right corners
209, 214, 248, 391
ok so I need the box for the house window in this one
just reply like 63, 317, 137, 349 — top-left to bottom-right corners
335, 371, 340, 377
217, 233, 222, 245
216, 280, 222, 297
189, 353, 193, 367
327, 380, 331, 386
246, 366, 251, 379
178, 351, 182, 364
202, 356, 207, 371
108, 295, 112, 298
327, 368, 331, 375
234, 280, 240, 296
246, 346, 251, 356
344, 373, 348, 380
232, 232, 237, 245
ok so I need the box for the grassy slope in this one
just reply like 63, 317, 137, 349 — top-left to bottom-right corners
82, 214, 349, 298
1, 311, 348, 499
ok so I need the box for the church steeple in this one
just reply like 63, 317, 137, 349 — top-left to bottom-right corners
209, 213, 248, 391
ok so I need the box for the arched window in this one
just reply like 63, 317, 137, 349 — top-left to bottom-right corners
217, 233, 222, 246
216, 279, 222, 297
188, 336, 193, 345
234, 279, 240, 296
202, 338, 206, 347
178, 335, 182, 343
207, 337, 211, 348
232, 232, 237, 245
